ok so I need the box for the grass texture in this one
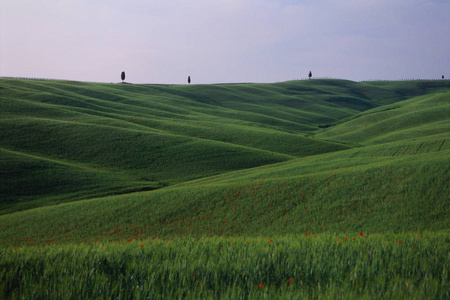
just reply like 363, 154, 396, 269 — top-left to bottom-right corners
2, 234, 449, 299
0, 78, 449, 298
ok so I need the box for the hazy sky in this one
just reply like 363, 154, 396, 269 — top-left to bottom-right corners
1, 0, 449, 84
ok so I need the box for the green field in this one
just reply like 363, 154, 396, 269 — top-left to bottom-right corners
1, 78, 449, 299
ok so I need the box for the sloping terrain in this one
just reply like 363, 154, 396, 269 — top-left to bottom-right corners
1, 77, 449, 300
316, 88, 450, 145
1, 129, 449, 247
0, 78, 449, 215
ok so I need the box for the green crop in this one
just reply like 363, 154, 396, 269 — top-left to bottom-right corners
1, 78, 449, 299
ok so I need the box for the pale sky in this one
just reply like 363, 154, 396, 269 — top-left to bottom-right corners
1, 0, 449, 84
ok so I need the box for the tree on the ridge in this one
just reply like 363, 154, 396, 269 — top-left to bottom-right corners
121, 71, 125, 82
442, 75, 445, 80
188, 76, 191, 84
308, 71, 312, 79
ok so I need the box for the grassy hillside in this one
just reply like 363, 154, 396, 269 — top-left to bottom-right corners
1, 76, 449, 240
1, 77, 420, 213
1, 78, 449, 299
316, 89, 450, 145
1, 78, 448, 214
1, 138, 448, 247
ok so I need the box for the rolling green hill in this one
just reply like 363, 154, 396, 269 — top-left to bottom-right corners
0, 77, 414, 213
316, 89, 450, 145
1, 78, 449, 299
0, 77, 448, 225
1, 78, 449, 215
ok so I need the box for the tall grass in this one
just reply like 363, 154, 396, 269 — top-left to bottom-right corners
1, 234, 449, 299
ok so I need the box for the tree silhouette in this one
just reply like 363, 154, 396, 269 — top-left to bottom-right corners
188, 76, 191, 84
121, 71, 125, 83
442, 75, 445, 80
308, 71, 312, 79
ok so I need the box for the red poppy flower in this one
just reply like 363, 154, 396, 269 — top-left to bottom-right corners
259, 283, 264, 288
398, 240, 402, 243
288, 279, 293, 283
359, 232, 363, 236
269, 239, 273, 242
140, 245, 143, 248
